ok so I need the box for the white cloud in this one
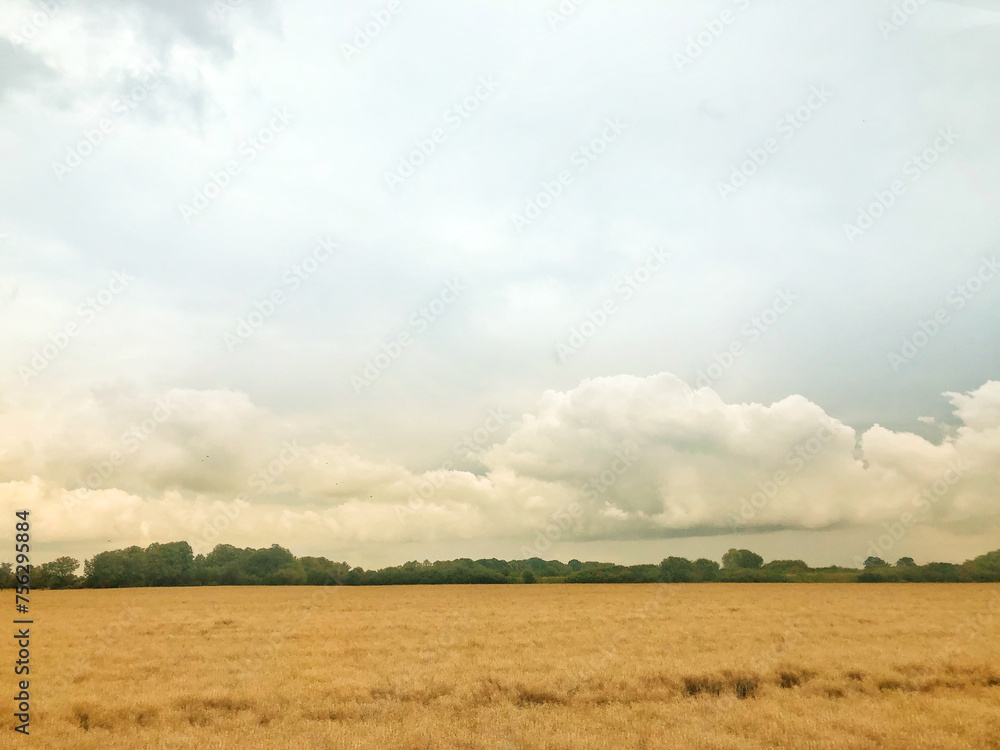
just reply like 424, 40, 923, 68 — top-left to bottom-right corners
2, 375, 997, 558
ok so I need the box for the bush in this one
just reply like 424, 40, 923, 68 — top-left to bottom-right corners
722, 549, 764, 570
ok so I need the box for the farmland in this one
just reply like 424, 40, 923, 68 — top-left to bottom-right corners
31, 584, 1000, 749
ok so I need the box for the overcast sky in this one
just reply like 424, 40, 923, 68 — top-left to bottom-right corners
2, 0, 999, 569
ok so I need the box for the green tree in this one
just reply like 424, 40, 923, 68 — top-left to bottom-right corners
0, 562, 13, 590
205, 544, 245, 568
300, 556, 350, 585
895, 557, 916, 567
864, 556, 887, 569
143, 542, 193, 586
85, 547, 146, 587
344, 566, 365, 585
30, 565, 49, 589
923, 562, 961, 582
762, 559, 809, 581
722, 549, 764, 570
522, 570, 536, 584
659, 556, 694, 582
963, 550, 1000, 581
38, 557, 80, 589
267, 565, 306, 585
692, 558, 720, 582
245, 544, 297, 582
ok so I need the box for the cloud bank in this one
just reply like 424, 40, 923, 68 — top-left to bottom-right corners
2, 374, 997, 558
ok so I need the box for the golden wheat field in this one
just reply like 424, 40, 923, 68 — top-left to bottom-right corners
28, 584, 1000, 749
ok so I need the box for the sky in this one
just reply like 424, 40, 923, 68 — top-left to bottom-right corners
1, 0, 999, 570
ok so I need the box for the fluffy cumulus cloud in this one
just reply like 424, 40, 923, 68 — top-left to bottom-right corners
2, 374, 998, 558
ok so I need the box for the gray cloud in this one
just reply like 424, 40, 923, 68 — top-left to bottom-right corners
82, 0, 280, 59
0, 38, 52, 102
2, 375, 998, 563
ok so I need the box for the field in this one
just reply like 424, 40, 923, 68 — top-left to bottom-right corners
29, 584, 1000, 749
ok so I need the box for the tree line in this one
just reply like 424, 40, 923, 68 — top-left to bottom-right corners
3, 543, 1000, 589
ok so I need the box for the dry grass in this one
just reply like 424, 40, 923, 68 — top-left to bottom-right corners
31, 584, 1000, 749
